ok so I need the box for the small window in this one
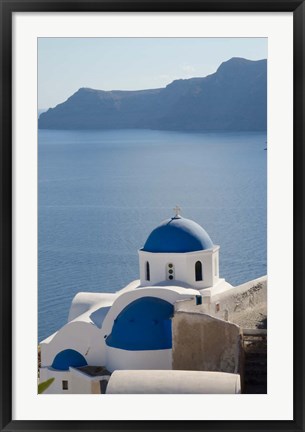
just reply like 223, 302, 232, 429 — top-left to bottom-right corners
62, 380, 68, 390
146, 261, 150, 281
166, 263, 175, 280
195, 261, 203, 281
214, 258, 218, 276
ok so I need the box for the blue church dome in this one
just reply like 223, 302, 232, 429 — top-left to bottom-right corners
106, 297, 173, 351
142, 216, 213, 253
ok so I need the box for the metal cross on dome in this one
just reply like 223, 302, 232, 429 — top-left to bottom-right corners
173, 205, 181, 218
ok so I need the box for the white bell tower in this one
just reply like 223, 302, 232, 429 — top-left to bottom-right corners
138, 208, 220, 290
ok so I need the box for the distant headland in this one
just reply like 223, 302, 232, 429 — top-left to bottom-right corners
39, 57, 267, 132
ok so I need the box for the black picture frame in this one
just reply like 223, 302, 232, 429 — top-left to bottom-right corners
1, 1, 304, 431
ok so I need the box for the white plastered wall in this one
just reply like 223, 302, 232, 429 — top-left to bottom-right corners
68, 292, 118, 322
139, 246, 219, 289
106, 347, 172, 372
40, 320, 105, 367
39, 367, 94, 394
39, 368, 72, 394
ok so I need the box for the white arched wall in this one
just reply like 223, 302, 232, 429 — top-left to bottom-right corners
101, 286, 199, 339
103, 287, 198, 372
41, 286, 199, 374
138, 246, 220, 289
68, 292, 118, 322
101, 286, 198, 372
40, 320, 105, 368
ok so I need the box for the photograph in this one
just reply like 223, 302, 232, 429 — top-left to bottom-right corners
1, 2, 303, 429
37, 37, 267, 395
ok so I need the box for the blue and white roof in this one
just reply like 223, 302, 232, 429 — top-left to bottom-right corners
142, 213, 213, 253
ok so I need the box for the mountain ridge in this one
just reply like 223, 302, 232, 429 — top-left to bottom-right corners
39, 57, 267, 132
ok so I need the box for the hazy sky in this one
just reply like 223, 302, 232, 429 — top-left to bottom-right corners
38, 38, 267, 109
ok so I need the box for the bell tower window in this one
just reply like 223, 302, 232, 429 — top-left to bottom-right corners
195, 261, 203, 281
167, 263, 175, 280
146, 261, 150, 281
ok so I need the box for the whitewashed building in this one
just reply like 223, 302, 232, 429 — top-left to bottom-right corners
39, 208, 236, 393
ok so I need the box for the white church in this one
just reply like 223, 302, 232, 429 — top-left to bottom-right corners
39, 207, 264, 394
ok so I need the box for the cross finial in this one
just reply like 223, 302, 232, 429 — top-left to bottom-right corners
173, 205, 181, 218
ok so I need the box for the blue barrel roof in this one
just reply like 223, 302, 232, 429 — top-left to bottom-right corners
142, 216, 213, 253
51, 349, 87, 371
106, 297, 173, 351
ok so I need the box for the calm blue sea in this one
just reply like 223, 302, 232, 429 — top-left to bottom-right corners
38, 129, 267, 342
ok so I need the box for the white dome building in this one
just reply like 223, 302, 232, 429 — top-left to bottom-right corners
139, 212, 219, 289
139, 207, 233, 300
39, 209, 234, 393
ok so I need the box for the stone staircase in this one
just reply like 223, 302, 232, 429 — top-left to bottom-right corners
243, 329, 267, 394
